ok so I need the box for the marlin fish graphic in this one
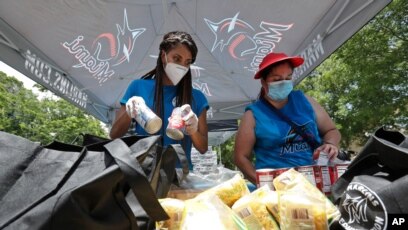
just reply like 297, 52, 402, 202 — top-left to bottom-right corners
204, 12, 257, 60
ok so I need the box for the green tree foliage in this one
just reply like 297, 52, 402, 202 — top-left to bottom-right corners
216, 136, 236, 170
0, 71, 108, 145
298, 0, 407, 148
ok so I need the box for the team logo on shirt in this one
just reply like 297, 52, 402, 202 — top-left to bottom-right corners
281, 123, 311, 155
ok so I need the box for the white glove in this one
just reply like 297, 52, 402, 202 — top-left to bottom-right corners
125, 96, 145, 119
181, 104, 198, 135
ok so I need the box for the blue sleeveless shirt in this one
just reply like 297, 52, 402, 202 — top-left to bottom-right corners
120, 79, 209, 168
246, 90, 321, 169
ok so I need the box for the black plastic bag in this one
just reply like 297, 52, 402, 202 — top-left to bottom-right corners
330, 127, 408, 230
0, 132, 186, 230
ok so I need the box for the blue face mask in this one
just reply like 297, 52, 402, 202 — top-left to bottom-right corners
267, 80, 293, 101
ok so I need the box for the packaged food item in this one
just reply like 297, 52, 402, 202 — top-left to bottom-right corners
333, 163, 348, 180
264, 189, 280, 224
279, 191, 328, 230
273, 168, 340, 221
232, 185, 280, 230
319, 166, 332, 196
180, 194, 247, 230
166, 106, 186, 140
166, 104, 195, 140
196, 173, 250, 207
256, 168, 290, 190
295, 165, 323, 192
129, 96, 162, 134
167, 187, 204, 201
156, 198, 185, 230
255, 168, 275, 190
315, 151, 330, 165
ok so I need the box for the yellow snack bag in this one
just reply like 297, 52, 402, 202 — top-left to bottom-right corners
180, 194, 248, 230
196, 173, 250, 207
155, 198, 185, 230
232, 185, 280, 230
264, 189, 280, 224
279, 191, 328, 230
273, 168, 340, 221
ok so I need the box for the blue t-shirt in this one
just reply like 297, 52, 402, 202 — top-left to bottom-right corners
246, 90, 321, 169
120, 79, 209, 168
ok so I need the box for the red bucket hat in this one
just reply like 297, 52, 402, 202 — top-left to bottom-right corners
254, 52, 304, 79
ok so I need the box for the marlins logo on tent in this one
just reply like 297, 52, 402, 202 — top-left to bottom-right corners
204, 12, 293, 73
61, 8, 145, 84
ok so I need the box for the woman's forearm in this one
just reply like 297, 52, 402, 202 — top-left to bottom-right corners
235, 154, 257, 184
109, 107, 132, 139
190, 130, 208, 154
322, 128, 341, 147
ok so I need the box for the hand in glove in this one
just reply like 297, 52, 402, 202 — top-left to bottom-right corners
181, 104, 198, 135
125, 96, 145, 119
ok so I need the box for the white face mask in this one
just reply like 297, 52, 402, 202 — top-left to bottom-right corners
164, 53, 189, 85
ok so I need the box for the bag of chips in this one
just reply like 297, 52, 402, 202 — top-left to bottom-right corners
263, 189, 280, 224
273, 168, 340, 221
279, 191, 328, 230
180, 194, 247, 229
196, 174, 250, 207
232, 185, 279, 229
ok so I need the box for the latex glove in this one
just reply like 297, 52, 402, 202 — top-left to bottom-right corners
180, 104, 198, 135
125, 96, 145, 119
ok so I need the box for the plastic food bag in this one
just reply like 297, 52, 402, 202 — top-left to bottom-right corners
155, 198, 185, 230
175, 167, 241, 190
263, 189, 280, 224
273, 168, 340, 221
196, 173, 250, 207
180, 194, 247, 230
279, 191, 328, 230
232, 185, 280, 230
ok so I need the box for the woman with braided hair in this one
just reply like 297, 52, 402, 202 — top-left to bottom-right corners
110, 31, 209, 169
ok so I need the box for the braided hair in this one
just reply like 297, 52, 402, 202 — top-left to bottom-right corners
142, 31, 198, 119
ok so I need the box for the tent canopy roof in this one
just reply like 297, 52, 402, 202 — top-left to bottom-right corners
0, 0, 391, 139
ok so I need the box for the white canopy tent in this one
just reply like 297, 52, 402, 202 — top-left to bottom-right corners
0, 0, 391, 144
